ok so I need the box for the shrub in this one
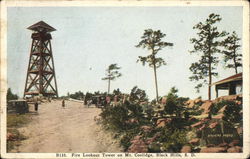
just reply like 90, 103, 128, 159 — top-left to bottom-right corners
7, 114, 31, 127
120, 128, 140, 151
186, 130, 197, 141
169, 118, 190, 130
100, 104, 129, 131
188, 107, 203, 116
222, 101, 242, 126
156, 128, 187, 152
7, 128, 27, 152
164, 95, 177, 115
126, 103, 144, 121
211, 100, 233, 115
163, 87, 189, 118
100, 91, 152, 151
69, 91, 84, 100
100, 101, 147, 132
148, 142, 161, 152
113, 88, 122, 96
7, 114, 31, 152
142, 104, 154, 119
129, 86, 148, 103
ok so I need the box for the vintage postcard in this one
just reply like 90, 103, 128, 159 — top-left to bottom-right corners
0, 0, 249, 158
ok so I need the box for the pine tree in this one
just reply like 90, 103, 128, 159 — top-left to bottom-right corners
189, 13, 228, 100
136, 29, 173, 102
102, 64, 122, 94
7, 88, 18, 101
222, 31, 242, 74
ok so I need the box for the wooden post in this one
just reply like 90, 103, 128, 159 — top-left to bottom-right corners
215, 85, 218, 98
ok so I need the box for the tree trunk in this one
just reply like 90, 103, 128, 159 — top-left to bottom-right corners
233, 50, 238, 74
108, 78, 110, 94
208, 70, 211, 100
208, 52, 212, 100
153, 63, 159, 103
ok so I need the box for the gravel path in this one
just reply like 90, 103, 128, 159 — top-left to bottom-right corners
11, 100, 122, 153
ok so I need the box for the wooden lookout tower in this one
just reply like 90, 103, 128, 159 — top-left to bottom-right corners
24, 21, 58, 98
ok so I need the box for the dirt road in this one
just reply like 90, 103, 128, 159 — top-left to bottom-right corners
11, 100, 122, 153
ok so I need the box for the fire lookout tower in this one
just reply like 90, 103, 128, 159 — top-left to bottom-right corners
24, 21, 58, 98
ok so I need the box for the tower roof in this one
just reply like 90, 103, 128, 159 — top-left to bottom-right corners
27, 21, 56, 32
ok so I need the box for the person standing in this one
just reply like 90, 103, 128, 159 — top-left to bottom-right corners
62, 99, 65, 108
34, 101, 39, 112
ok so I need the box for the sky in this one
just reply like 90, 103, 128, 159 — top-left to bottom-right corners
7, 6, 243, 100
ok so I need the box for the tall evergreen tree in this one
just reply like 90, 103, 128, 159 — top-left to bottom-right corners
189, 13, 228, 100
102, 64, 122, 94
221, 31, 242, 74
136, 29, 173, 102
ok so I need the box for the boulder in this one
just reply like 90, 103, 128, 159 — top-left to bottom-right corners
200, 101, 213, 114
213, 113, 224, 119
200, 147, 227, 153
156, 118, 164, 125
185, 98, 203, 108
185, 99, 192, 105
128, 139, 148, 153
227, 146, 242, 153
198, 124, 206, 131
206, 144, 215, 147
156, 118, 171, 128
146, 138, 154, 145
229, 140, 240, 147
140, 126, 152, 133
156, 121, 165, 128
209, 121, 218, 129
190, 120, 207, 131
217, 94, 241, 102
152, 132, 161, 140
189, 138, 200, 145
191, 121, 204, 128
236, 100, 242, 105
140, 101, 148, 105
218, 106, 227, 113
214, 94, 243, 103
181, 145, 192, 153
188, 117, 196, 121
125, 118, 139, 124
145, 132, 161, 145
194, 98, 202, 104
130, 135, 142, 143
218, 142, 228, 147
236, 127, 243, 135
188, 100, 195, 108
212, 98, 220, 103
